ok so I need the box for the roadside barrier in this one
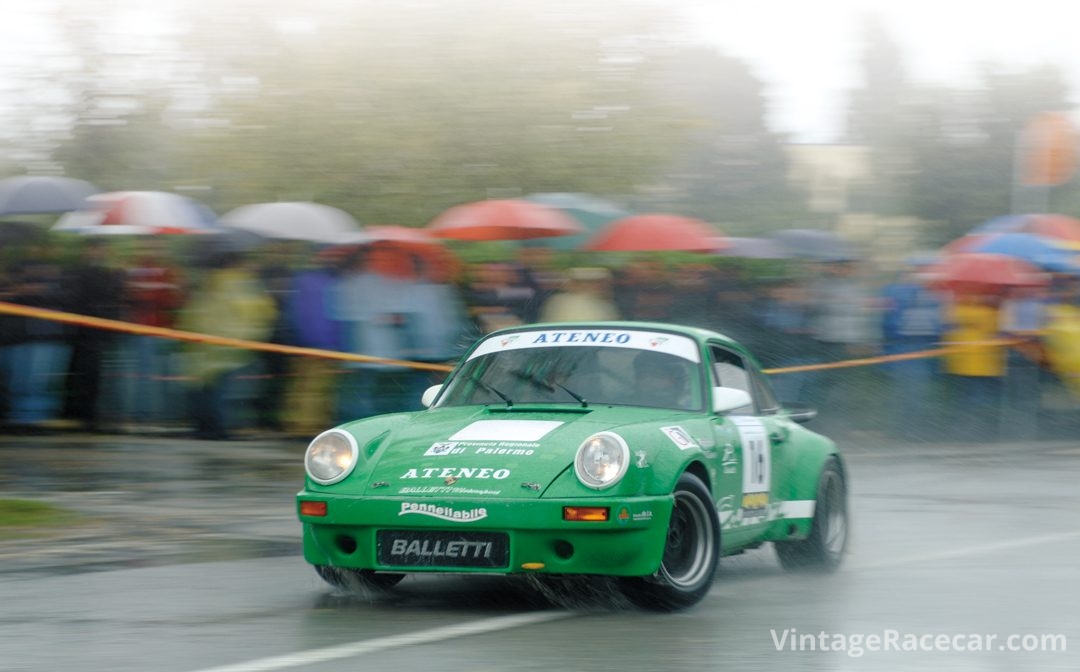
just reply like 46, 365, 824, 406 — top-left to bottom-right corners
762, 340, 1025, 375
0, 300, 1026, 377
0, 301, 455, 373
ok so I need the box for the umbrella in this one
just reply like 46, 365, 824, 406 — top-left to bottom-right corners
944, 232, 1080, 272
968, 214, 1080, 248
188, 228, 268, 267
220, 201, 363, 245
772, 228, 857, 261
0, 175, 99, 216
53, 191, 219, 235
340, 225, 462, 282
716, 236, 787, 259
920, 253, 1049, 294
520, 192, 631, 250
426, 199, 583, 241
582, 214, 723, 252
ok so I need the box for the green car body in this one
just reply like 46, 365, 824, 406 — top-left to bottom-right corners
298, 322, 847, 609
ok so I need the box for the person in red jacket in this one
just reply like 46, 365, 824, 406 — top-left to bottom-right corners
121, 238, 186, 430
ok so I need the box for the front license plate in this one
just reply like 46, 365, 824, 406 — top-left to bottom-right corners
376, 530, 509, 569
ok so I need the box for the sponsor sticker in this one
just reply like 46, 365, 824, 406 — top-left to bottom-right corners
660, 425, 699, 450
424, 441, 466, 457
721, 443, 737, 474
398, 486, 502, 496
467, 329, 701, 363
400, 467, 511, 480
398, 502, 488, 523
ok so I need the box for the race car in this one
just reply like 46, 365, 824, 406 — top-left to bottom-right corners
297, 322, 848, 610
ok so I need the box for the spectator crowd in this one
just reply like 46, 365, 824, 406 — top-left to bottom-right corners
2, 234, 1080, 443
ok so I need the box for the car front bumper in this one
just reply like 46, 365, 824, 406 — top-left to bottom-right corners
297, 493, 674, 577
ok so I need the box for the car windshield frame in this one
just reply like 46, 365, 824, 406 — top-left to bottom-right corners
436, 327, 707, 412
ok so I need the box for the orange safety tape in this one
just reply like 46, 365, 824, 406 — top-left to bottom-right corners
0, 301, 455, 373
0, 301, 1027, 378
762, 339, 1026, 374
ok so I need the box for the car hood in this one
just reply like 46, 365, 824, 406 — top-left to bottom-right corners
341, 405, 688, 498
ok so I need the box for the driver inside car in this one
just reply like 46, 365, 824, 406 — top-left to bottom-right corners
632, 351, 693, 410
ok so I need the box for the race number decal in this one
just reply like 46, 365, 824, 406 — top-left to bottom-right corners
730, 417, 771, 518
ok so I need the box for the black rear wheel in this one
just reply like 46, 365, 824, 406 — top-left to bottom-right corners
621, 472, 720, 611
775, 456, 848, 571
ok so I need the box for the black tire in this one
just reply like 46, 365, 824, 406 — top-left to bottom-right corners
621, 472, 721, 611
775, 456, 848, 572
314, 565, 405, 591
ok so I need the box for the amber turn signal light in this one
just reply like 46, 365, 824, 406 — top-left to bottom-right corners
562, 506, 609, 522
300, 501, 328, 517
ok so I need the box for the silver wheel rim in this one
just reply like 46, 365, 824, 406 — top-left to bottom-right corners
660, 489, 715, 589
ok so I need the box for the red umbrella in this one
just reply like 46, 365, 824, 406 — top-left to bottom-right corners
426, 199, 583, 241
919, 253, 1049, 294
52, 191, 218, 235
583, 214, 726, 252
366, 225, 462, 282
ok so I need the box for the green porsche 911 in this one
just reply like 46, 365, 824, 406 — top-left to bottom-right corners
297, 322, 848, 611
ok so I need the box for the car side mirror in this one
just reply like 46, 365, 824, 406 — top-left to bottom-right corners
783, 402, 817, 424
712, 387, 753, 414
421, 384, 443, 409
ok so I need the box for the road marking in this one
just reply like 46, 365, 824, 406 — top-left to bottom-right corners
715, 529, 1080, 595
190, 530, 1080, 671
852, 530, 1080, 570
185, 611, 571, 672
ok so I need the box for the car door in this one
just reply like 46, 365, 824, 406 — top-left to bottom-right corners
706, 343, 792, 547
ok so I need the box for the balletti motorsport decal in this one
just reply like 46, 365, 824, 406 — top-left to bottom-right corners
467, 329, 701, 363
398, 502, 488, 522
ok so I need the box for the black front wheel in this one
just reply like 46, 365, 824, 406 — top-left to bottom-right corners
314, 565, 405, 591
621, 472, 720, 611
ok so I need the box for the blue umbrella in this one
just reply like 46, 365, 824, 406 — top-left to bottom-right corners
0, 175, 99, 215
960, 232, 1079, 272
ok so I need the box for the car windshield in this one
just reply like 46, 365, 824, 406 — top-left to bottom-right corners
437, 328, 704, 411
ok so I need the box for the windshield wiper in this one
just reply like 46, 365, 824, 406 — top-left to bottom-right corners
469, 375, 513, 408
552, 380, 588, 408
512, 370, 588, 408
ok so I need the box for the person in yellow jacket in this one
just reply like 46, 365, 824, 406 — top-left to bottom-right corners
942, 292, 1005, 441
1042, 275, 1080, 399
178, 251, 277, 440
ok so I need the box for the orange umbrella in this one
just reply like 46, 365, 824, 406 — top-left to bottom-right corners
583, 214, 726, 252
357, 225, 462, 283
427, 199, 584, 241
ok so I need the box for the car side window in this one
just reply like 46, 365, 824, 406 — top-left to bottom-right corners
751, 368, 781, 414
708, 345, 755, 414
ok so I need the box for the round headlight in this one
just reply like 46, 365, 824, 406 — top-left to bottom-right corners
305, 430, 359, 485
574, 432, 630, 489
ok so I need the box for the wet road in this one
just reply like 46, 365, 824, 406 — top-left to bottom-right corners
2, 433, 1078, 671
